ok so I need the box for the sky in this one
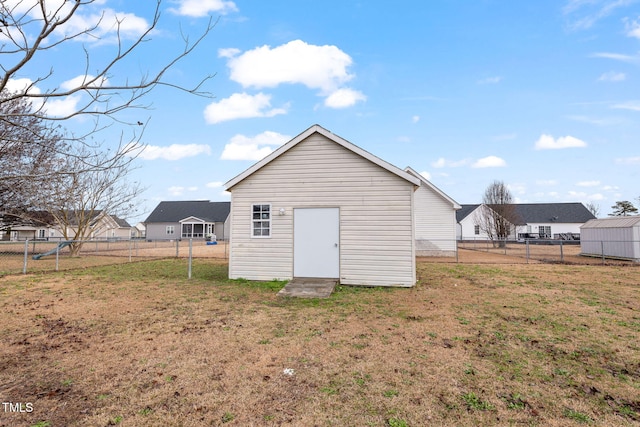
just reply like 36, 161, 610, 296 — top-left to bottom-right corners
6, 0, 640, 222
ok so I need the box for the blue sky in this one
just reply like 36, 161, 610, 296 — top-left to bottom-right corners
9, 0, 640, 221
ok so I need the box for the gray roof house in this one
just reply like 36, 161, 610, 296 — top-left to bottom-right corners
457, 202, 596, 240
143, 201, 231, 241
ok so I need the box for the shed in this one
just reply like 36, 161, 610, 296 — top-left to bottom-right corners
224, 124, 421, 287
405, 167, 461, 256
580, 216, 640, 262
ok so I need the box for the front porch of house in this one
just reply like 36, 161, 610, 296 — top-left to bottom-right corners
179, 216, 216, 240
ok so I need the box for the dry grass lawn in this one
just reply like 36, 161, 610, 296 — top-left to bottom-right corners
0, 259, 639, 426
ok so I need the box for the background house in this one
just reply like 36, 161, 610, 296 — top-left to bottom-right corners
144, 201, 231, 241
405, 167, 460, 256
457, 203, 596, 241
1, 210, 131, 241
225, 124, 420, 287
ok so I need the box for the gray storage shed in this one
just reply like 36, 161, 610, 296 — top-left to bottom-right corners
580, 216, 640, 262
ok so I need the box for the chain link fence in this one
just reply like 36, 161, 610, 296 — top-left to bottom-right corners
449, 239, 640, 265
0, 239, 228, 276
2, 238, 638, 277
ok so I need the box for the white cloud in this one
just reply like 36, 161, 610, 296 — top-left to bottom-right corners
534, 134, 587, 150
206, 181, 223, 188
6, 76, 81, 117
169, 0, 238, 17
566, 115, 623, 126
478, 76, 502, 84
57, 8, 150, 44
492, 133, 517, 141
536, 179, 558, 186
218, 48, 241, 58
472, 156, 507, 168
612, 101, 640, 111
563, 0, 635, 30
567, 190, 604, 201
41, 95, 83, 118
203, 92, 288, 124
168, 186, 185, 196
138, 143, 211, 160
590, 52, 638, 63
615, 156, 640, 164
509, 183, 527, 195
223, 40, 354, 93
598, 71, 626, 81
625, 16, 640, 38
431, 157, 470, 168
419, 171, 432, 180
5, 78, 40, 95
412, 115, 420, 123
577, 180, 601, 187
324, 88, 366, 108
220, 131, 291, 161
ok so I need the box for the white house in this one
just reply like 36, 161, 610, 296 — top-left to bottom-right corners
580, 216, 640, 262
405, 167, 461, 256
457, 203, 595, 241
224, 124, 421, 287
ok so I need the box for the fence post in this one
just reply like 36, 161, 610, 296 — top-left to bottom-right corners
176, 239, 179, 258
188, 238, 193, 279
455, 241, 459, 263
601, 241, 605, 265
55, 244, 60, 271
560, 240, 564, 262
128, 240, 132, 263
22, 239, 29, 274
526, 239, 529, 264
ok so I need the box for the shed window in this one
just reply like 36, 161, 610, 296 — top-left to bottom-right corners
474, 225, 480, 235
166, 225, 174, 235
252, 204, 271, 237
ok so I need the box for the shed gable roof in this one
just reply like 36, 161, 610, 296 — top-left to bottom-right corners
224, 124, 421, 190
581, 216, 640, 229
405, 167, 461, 209
144, 201, 231, 223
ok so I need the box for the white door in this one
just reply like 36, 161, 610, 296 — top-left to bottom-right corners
294, 208, 339, 278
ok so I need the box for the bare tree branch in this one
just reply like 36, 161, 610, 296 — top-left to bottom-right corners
1, 1, 217, 123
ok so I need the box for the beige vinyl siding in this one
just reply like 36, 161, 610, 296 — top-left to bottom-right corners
413, 184, 457, 255
228, 133, 415, 286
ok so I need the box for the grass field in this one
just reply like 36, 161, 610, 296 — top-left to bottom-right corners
0, 259, 639, 426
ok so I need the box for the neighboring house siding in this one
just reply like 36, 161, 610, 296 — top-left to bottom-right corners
458, 206, 492, 240
413, 184, 457, 255
146, 222, 179, 240
229, 133, 415, 286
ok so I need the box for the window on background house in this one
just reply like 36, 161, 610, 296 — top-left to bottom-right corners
474, 225, 480, 235
166, 225, 174, 235
539, 226, 551, 238
252, 204, 271, 237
